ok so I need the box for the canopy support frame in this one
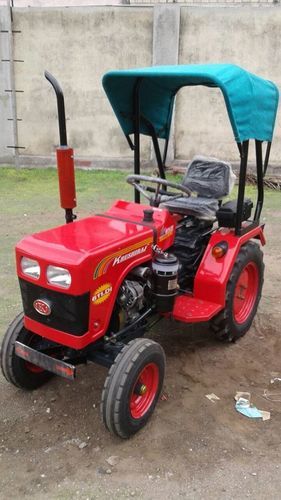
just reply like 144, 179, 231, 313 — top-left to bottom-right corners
130, 71, 274, 221
133, 78, 142, 203
133, 78, 168, 203
140, 114, 166, 182
254, 140, 264, 222
235, 141, 249, 235
235, 139, 272, 236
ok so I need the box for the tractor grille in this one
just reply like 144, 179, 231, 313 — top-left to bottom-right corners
19, 279, 90, 336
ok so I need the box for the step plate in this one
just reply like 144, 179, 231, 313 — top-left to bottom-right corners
173, 295, 222, 323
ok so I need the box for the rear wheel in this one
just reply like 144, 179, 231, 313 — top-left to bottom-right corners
101, 338, 165, 438
211, 241, 264, 342
1, 312, 54, 390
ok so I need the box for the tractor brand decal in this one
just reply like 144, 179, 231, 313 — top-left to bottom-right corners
159, 225, 174, 242
33, 299, 51, 316
92, 283, 112, 305
93, 237, 153, 279
112, 246, 147, 266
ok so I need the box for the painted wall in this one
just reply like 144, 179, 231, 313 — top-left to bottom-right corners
12, 6, 153, 160
176, 7, 281, 163
0, 7, 14, 162
0, 4, 280, 166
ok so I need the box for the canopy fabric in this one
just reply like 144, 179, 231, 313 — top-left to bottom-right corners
102, 64, 279, 143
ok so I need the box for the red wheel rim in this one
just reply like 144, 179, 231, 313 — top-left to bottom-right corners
130, 363, 159, 419
233, 262, 259, 324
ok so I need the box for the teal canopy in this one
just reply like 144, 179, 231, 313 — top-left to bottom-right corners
102, 64, 279, 143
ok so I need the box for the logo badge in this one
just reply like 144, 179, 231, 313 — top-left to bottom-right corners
92, 283, 112, 306
33, 299, 51, 316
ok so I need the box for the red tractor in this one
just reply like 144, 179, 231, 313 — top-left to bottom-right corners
1, 64, 279, 438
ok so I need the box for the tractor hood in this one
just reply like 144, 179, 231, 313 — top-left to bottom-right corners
16, 200, 176, 296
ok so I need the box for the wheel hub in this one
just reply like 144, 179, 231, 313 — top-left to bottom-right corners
130, 363, 159, 419
139, 384, 147, 396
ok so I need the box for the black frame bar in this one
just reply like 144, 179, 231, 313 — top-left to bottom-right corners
140, 115, 166, 181
235, 139, 272, 236
133, 78, 142, 203
235, 140, 249, 235
254, 140, 264, 222
133, 78, 167, 203
263, 142, 272, 176
45, 71, 67, 146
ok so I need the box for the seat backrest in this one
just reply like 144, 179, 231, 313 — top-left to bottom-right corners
182, 155, 235, 199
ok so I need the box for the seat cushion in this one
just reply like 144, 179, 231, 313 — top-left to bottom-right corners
182, 155, 235, 199
163, 196, 219, 220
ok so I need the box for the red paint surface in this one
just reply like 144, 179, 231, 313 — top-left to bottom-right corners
172, 295, 222, 323
130, 362, 159, 419
56, 147, 77, 209
17, 201, 176, 349
193, 225, 265, 307
233, 262, 259, 324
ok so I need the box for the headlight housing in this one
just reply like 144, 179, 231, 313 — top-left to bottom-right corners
47, 265, 71, 289
21, 257, 40, 280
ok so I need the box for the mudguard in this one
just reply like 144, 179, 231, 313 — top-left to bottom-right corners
193, 225, 265, 307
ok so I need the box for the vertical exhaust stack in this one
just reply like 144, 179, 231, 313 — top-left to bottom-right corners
45, 71, 77, 223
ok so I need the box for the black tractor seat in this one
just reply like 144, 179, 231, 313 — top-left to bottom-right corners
162, 155, 236, 220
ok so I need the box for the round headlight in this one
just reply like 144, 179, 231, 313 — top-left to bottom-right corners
21, 257, 40, 280
47, 266, 71, 289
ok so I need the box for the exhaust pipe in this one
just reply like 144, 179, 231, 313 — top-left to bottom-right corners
45, 71, 77, 223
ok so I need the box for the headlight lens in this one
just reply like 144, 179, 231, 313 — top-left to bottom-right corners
47, 265, 71, 289
21, 257, 40, 279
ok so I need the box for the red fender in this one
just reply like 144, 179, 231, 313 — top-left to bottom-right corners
193, 225, 265, 307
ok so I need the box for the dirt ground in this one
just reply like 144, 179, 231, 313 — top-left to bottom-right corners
0, 171, 280, 499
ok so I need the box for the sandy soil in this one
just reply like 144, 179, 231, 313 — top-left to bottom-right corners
0, 208, 280, 499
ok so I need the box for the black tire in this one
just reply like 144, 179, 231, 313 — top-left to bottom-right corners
1, 312, 54, 390
211, 241, 264, 342
101, 338, 165, 439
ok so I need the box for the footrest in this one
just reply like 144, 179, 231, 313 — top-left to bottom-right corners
172, 295, 222, 323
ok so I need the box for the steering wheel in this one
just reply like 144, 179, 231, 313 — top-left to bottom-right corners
126, 175, 192, 206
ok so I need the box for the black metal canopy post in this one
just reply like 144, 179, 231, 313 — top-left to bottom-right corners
133, 79, 142, 203
150, 128, 166, 181
162, 137, 169, 168
235, 140, 249, 235
132, 79, 168, 203
140, 115, 166, 182
254, 140, 264, 222
263, 142, 272, 176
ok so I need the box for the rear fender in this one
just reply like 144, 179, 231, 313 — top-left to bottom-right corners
193, 225, 265, 307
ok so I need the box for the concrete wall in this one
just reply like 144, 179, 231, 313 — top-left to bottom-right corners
0, 4, 280, 167
177, 7, 281, 163
12, 6, 153, 162
0, 7, 14, 162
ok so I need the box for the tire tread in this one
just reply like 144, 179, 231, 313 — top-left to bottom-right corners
101, 338, 165, 438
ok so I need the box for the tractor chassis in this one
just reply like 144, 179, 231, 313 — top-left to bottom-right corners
14, 307, 162, 379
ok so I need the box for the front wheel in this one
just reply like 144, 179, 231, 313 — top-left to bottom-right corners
211, 241, 264, 342
101, 338, 165, 439
1, 312, 54, 390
